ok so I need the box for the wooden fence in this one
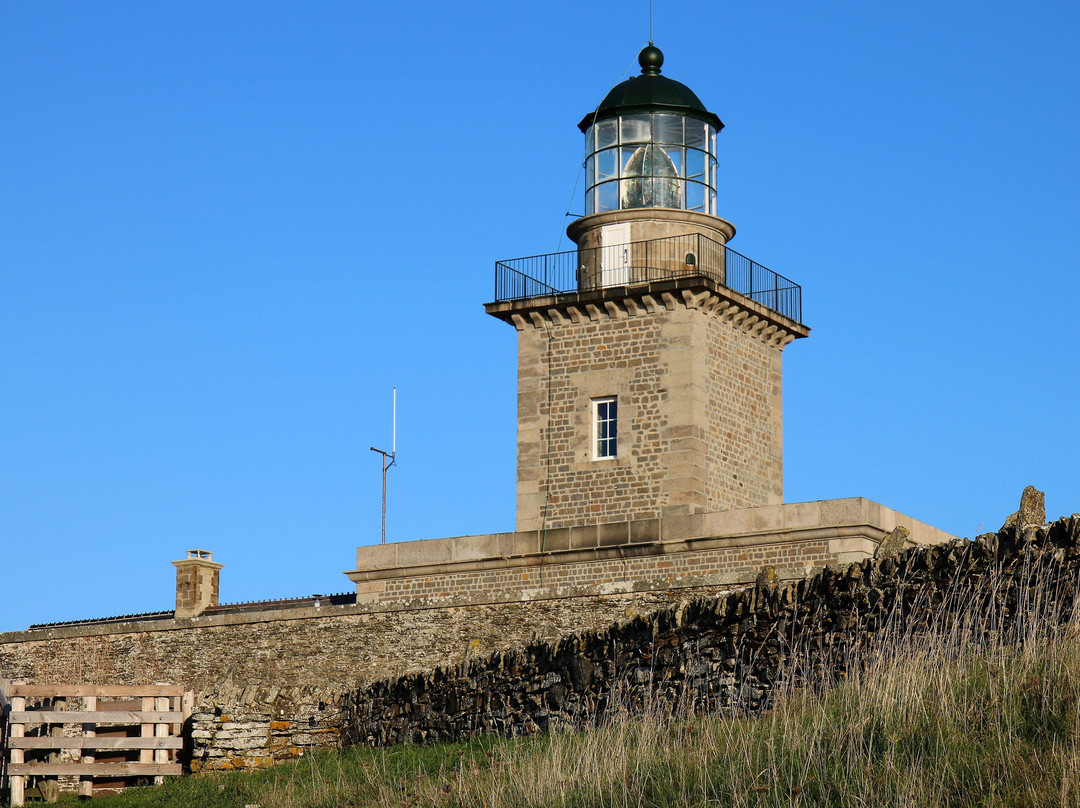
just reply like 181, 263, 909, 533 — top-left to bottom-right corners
1, 683, 192, 805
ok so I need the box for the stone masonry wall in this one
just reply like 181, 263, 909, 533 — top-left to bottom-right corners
704, 309, 784, 509
187, 684, 341, 773
0, 589, 734, 771
515, 293, 791, 532
342, 504, 1078, 747
516, 310, 669, 530
375, 539, 833, 606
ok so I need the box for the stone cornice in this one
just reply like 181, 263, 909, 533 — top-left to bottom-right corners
484, 276, 809, 348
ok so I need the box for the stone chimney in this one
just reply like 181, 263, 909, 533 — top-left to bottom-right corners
172, 549, 224, 619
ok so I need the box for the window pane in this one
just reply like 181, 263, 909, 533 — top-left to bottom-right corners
654, 114, 683, 144
585, 155, 595, 186
585, 187, 595, 215
687, 148, 705, 180
596, 119, 617, 150
671, 178, 686, 209
709, 156, 718, 185
687, 181, 705, 211
596, 181, 618, 212
686, 120, 706, 149
585, 126, 595, 154
620, 114, 651, 144
662, 146, 682, 177
594, 397, 618, 459
597, 148, 618, 181
709, 188, 717, 214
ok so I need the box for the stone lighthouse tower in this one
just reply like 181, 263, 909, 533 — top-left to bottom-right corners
486, 45, 809, 534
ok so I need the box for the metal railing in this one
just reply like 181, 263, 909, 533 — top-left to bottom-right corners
494, 232, 802, 324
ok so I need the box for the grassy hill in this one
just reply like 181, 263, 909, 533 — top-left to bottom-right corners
47, 616, 1080, 808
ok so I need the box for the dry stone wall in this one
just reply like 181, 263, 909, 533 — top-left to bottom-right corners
342, 504, 1080, 747
188, 684, 341, 773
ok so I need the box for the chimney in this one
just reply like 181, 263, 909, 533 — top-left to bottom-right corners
172, 549, 224, 619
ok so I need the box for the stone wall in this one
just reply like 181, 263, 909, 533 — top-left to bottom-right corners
188, 684, 341, 773
516, 304, 671, 529
703, 303, 783, 507
341, 505, 1079, 747
499, 278, 806, 533
0, 589, 731, 771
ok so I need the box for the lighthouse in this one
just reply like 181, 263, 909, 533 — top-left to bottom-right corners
485, 45, 810, 534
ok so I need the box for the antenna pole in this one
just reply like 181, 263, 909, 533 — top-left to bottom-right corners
370, 388, 397, 545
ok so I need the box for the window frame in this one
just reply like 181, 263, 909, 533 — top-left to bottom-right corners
592, 396, 618, 460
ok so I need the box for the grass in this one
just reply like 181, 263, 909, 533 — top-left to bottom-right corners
43, 616, 1080, 807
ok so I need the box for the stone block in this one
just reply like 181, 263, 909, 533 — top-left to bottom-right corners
629, 518, 661, 543
703, 507, 752, 537
355, 543, 398, 571
779, 501, 822, 530
819, 497, 868, 527
598, 521, 630, 547
451, 534, 503, 563
570, 524, 599, 550
540, 528, 570, 552
394, 538, 454, 568
499, 530, 540, 557
661, 514, 705, 541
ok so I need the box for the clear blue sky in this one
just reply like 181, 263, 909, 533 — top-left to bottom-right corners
3, 1, 1078, 632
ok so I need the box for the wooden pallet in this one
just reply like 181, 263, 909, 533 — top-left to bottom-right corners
1, 683, 192, 805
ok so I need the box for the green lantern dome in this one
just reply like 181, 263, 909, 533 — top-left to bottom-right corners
578, 45, 724, 217
577, 45, 723, 133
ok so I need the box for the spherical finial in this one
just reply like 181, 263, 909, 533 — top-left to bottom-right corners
638, 44, 664, 76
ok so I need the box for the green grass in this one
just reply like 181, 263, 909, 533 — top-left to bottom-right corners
42, 622, 1080, 808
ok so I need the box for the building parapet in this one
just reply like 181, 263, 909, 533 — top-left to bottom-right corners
345, 498, 956, 608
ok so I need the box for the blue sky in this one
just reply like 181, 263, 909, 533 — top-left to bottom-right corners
3, 1, 1078, 632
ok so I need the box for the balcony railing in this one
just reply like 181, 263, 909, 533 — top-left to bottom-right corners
494, 233, 802, 324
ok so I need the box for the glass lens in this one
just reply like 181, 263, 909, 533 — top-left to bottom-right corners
620, 114, 651, 144
662, 146, 682, 177
669, 178, 686, 209
654, 114, 683, 145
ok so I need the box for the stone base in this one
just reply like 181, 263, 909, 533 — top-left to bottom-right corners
346, 497, 956, 608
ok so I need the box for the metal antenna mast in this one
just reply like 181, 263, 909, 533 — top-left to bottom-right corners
369, 388, 396, 545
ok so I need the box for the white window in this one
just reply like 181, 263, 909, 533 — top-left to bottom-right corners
593, 396, 618, 459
